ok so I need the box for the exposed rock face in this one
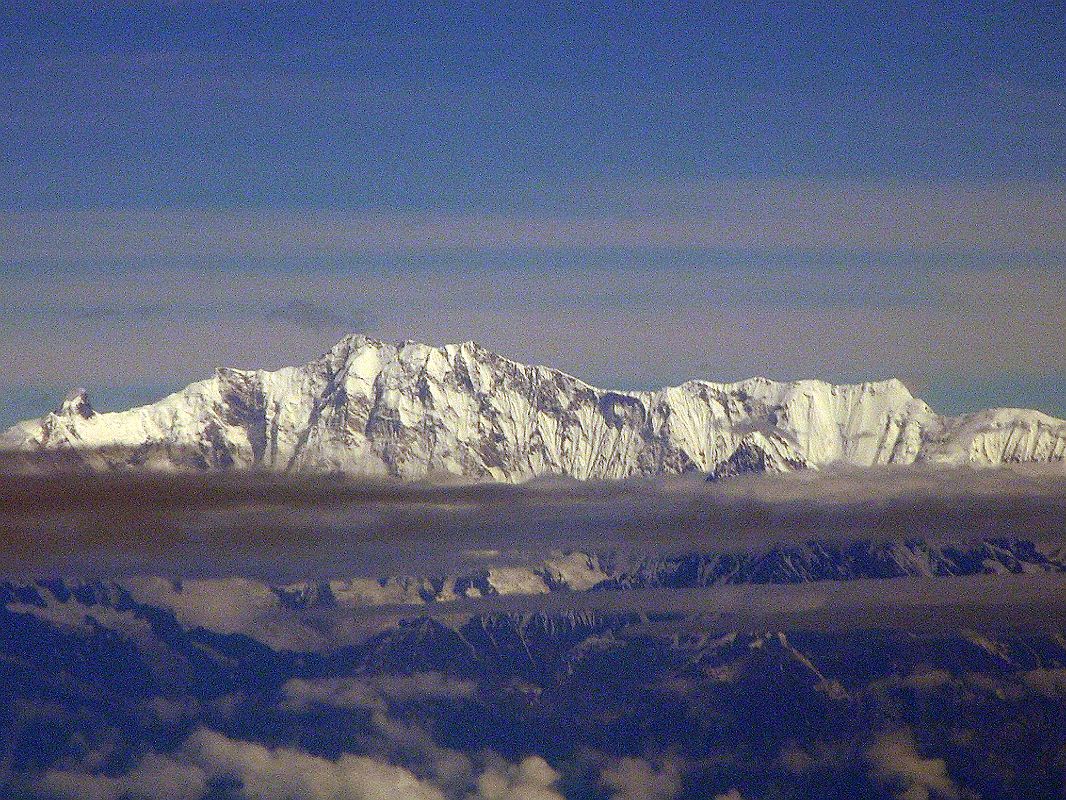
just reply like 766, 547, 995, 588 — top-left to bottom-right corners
2, 335, 1065, 480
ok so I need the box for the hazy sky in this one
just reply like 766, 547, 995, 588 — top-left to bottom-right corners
0, 2, 1063, 425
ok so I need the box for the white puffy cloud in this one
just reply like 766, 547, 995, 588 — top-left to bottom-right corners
368, 712, 474, 793
277, 671, 481, 788
183, 728, 446, 800
868, 728, 960, 800
5, 595, 153, 644
472, 754, 565, 800
36, 753, 207, 800
601, 756, 682, 800
35, 728, 445, 800
33, 725, 571, 800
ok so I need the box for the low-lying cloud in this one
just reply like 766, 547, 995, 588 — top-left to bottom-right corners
473, 755, 564, 800
31, 726, 571, 800
0, 464, 1063, 579
600, 756, 682, 800
124, 575, 328, 651
867, 728, 960, 800
36, 728, 446, 800
282, 673, 476, 712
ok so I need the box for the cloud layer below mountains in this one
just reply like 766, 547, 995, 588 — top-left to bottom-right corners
2, 463, 1064, 580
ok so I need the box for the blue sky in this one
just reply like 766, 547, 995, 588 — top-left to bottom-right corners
0, 2, 1063, 425
4, 3, 1063, 207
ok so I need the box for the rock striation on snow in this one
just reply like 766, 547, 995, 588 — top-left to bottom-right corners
2, 335, 1064, 480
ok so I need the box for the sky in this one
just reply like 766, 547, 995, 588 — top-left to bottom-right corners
0, 1, 1063, 426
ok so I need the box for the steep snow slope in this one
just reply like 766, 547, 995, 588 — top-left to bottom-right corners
2, 335, 1064, 480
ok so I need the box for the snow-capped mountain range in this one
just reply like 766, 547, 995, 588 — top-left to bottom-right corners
2, 335, 1064, 480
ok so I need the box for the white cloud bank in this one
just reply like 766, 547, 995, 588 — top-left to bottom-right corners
32, 727, 567, 800
601, 756, 682, 800
867, 728, 960, 800
473, 755, 564, 800
35, 728, 447, 800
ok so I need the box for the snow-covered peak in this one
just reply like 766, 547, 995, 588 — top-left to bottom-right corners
57, 388, 95, 419
2, 335, 1064, 480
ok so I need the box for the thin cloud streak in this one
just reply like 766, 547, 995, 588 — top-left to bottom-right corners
1, 181, 1063, 263
0, 264, 1062, 401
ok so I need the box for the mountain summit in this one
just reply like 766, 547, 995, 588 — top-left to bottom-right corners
2, 335, 1064, 480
